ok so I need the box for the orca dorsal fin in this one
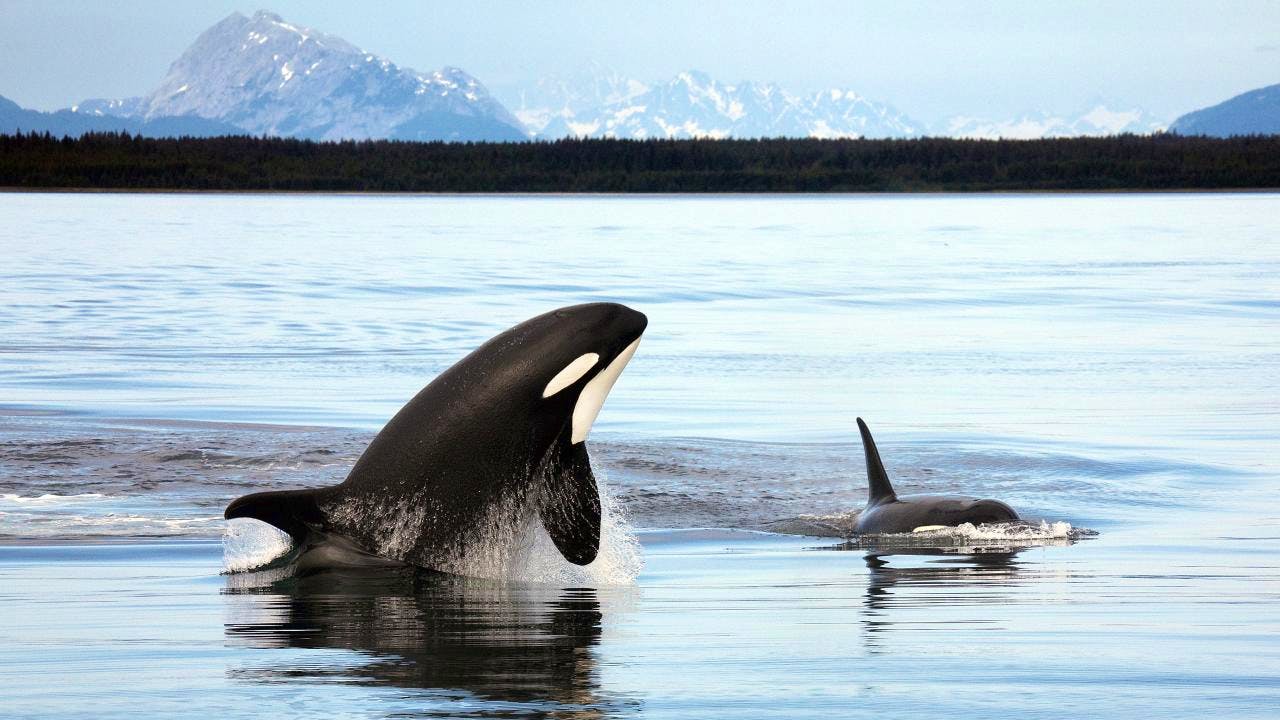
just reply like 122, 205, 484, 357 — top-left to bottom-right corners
537, 440, 601, 566
857, 417, 897, 506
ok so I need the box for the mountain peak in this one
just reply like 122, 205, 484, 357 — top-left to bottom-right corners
675, 70, 715, 86
130, 10, 525, 141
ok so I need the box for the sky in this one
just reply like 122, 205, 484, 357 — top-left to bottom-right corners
1, 0, 1277, 125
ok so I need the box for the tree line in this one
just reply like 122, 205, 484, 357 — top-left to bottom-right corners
1, 131, 1278, 192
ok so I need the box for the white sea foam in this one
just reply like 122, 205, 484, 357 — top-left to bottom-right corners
943, 520, 1078, 541
0, 493, 106, 505
842, 520, 1090, 552
0, 493, 222, 538
222, 518, 294, 573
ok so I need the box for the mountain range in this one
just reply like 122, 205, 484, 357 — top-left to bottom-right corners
510, 65, 1167, 140
0, 94, 242, 138
513, 68, 923, 140
941, 106, 1166, 140
2, 10, 1275, 142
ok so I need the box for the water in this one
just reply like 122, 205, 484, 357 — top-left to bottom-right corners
1, 192, 1277, 717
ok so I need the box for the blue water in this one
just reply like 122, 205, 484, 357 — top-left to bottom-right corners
0, 192, 1277, 717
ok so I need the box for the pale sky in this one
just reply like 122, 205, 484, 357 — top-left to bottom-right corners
1, 0, 1277, 124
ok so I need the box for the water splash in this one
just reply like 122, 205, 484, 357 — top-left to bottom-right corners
222, 477, 643, 584
828, 520, 1095, 552
404, 476, 643, 585
222, 518, 294, 573
504, 484, 643, 586
941, 520, 1082, 541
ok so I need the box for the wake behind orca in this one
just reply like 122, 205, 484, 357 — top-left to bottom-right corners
851, 417, 1020, 534
225, 303, 647, 573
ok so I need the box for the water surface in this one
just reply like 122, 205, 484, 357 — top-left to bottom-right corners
0, 193, 1277, 718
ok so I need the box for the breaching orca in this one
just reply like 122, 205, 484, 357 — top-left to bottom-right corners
225, 302, 647, 571
851, 417, 1019, 534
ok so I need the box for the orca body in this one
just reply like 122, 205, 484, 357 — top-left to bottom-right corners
851, 418, 1019, 534
225, 303, 647, 571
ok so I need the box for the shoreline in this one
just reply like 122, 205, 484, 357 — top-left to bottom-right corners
4, 186, 1280, 196
7, 133, 1278, 193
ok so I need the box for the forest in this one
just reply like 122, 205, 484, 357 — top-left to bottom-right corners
1, 131, 1278, 192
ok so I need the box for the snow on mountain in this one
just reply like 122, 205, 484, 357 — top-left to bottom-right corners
78, 10, 526, 142
512, 62, 649, 135
32, 10, 1189, 145
517, 69, 921, 140
69, 97, 146, 118
942, 105, 1166, 139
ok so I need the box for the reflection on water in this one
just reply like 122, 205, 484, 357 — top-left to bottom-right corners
861, 551, 1027, 654
223, 567, 639, 718
845, 547, 1030, 653
861, 550, 1025, 650
863, 550, 1024, 608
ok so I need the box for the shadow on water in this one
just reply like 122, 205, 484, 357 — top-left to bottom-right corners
222, 566, 640, 718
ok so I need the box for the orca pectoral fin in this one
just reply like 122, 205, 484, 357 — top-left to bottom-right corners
538, 441, 602, 566
224, 488, 323, 543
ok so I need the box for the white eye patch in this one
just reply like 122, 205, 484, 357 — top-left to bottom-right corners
571, 337, 640, 444
542, 353, 600, 398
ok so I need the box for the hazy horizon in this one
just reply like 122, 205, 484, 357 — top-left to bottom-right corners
1, 0, 1277, 126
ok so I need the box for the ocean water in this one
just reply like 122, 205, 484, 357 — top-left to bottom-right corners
0, 192, 1277, 718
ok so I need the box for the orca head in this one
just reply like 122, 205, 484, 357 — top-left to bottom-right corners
528, 302, 648, 445
960, 498, 1020, 525
462, 302, 646, 566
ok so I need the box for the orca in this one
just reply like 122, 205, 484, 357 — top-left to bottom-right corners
225, 302, 647, 571
851, 417, 1019, 534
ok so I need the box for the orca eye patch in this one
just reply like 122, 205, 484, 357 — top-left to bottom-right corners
542, 353, 600, 398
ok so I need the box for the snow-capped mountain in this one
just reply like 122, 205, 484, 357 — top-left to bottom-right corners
941, 106, 1166, 139
76, 10, 526, 142
516, 69, 921, 140
28, 11, 1183, 144
510, 62, 649, 135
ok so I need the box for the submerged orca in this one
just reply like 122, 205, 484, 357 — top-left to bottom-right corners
225, 302, 647, 570
851, 417, 1019, 534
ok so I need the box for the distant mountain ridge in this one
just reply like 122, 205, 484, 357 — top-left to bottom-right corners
1170, 83, 1280, 137
516, 69, 921, 140
942, 105, 1166, 140
510, 67, 1174, 141
1, 93, 242, 138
